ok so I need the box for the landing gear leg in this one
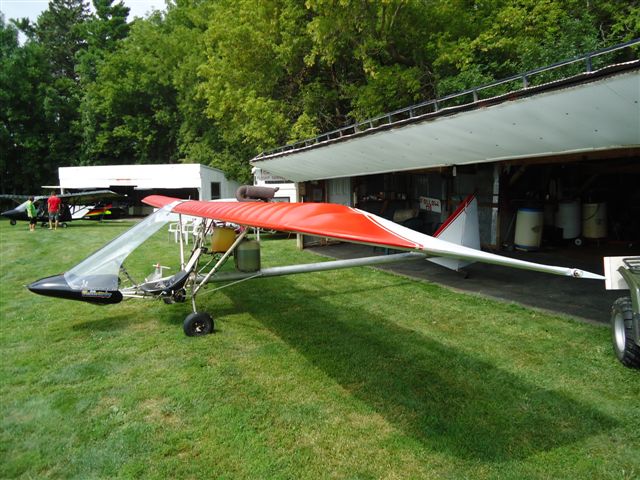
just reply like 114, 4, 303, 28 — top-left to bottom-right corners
183, 278, 214, 336
181, 222, 243, 337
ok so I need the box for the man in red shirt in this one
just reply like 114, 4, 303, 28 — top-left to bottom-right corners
47, 191, 62, 230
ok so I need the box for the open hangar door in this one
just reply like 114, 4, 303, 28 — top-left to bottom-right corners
299, 173, 449, 247
353, 171, 447, 236
351, 167, 500, 247
301, 155, 639, 264
331, 155, 639, 258
497, 156, 640, 254
106, 186, 200, 216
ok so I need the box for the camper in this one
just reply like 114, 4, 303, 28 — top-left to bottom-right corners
252, 167, 297, 203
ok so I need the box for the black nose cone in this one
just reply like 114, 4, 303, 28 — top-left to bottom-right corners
28, 274, 122, 304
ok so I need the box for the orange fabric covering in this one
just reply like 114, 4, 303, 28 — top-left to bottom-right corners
143, 195, 419, 250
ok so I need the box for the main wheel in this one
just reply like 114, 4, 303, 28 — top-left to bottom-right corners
183, 312, 214, 337
611, 297, 640, 369
9, 219, 16, 226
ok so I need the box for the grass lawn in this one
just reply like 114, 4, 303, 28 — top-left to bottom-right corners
1, 219, 639, 479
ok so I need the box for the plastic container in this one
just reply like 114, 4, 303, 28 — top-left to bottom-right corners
235, 239, 261, 272
514, 208, 544, 251
211, 227, 236, 253
555, 200, 581, 239
582, 203, 607, 239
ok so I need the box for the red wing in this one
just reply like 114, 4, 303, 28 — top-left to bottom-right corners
143, 195, 420, 250
143, 194, 605, 280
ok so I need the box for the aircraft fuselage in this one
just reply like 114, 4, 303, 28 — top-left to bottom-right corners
1, 202, 72, 225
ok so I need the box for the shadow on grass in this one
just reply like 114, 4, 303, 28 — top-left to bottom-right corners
62, 222, 134, 228
223, 275, 617, 462
72, 313, 140, 332
21, 221, 132, 230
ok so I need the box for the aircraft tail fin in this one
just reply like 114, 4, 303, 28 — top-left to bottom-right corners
428, 194, 480, 272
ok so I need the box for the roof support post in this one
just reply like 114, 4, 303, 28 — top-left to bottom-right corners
491, 163, 501, 247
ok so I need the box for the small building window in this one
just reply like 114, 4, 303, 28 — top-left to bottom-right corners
210, 182, 221, 200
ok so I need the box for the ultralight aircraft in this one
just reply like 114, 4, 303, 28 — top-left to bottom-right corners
28, 187, 609, 337
82, 202, 129, 221
1, 190, 121, 228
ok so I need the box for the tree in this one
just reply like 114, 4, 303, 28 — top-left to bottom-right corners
77, 0, 130, 82
0, 17, 53, 193
198, 0, 306, 154
163, 1, 237, 177
4, 0, 636, 191
28, 0, 92, 184
80, 14, 180, 165
36, 0, 91, 80
430, 0, 621, 95
304, 0, 434, 122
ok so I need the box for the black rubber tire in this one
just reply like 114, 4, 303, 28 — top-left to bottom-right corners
183, 312, 214, 337
611, 297, 640, 369
9, 219, 16, 226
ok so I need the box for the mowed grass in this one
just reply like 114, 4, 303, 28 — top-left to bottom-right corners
1, 219, 639, 479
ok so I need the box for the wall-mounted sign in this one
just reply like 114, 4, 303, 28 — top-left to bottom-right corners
419, 196, 442, 213
254, 168, 290, 183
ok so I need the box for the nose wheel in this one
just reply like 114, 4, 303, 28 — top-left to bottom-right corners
183, 312, 214, 336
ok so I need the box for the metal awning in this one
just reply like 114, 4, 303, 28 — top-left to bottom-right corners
251, 62, 639, 182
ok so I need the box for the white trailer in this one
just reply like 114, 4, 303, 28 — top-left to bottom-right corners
252, 167, 297, 203
59, 164, 240, 202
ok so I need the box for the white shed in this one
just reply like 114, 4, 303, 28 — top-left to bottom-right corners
58, 164, 241, 201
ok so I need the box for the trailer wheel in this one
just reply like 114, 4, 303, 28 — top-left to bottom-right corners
183, 312, 214, 337
611, 297, 640, 369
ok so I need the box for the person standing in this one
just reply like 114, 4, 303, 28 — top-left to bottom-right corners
47, 191, 61, 230
26, 196, 37, 232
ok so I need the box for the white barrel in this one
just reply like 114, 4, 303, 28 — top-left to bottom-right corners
514, 208, 544, 251
555, 200, 581, 239
582, 203, 607, 239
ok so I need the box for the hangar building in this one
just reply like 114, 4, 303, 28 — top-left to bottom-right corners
251, 41, 640, 253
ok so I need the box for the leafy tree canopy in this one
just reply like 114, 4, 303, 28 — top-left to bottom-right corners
1, 0, 637, 192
